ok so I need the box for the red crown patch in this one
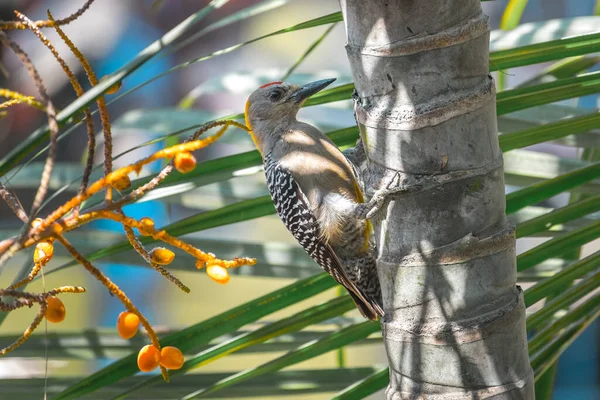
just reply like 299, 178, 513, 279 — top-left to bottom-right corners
259, 81, 282, 89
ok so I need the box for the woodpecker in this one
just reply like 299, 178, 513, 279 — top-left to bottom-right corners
244, 78, 403, 320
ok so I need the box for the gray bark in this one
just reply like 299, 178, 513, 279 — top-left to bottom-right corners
338, 1, 535, 398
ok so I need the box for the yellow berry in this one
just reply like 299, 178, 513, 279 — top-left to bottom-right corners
112, 175, 131, 191
100, 75, 122, 94
45, 296, 66, 323
174, 152, 196, 173
160, 346, 184, 370
34, 241, 54, 266
207, 264, 230, 284
138, 217, 155, 236
137, 345, 161, 372
117, 311, 140, 339
150, 247, 175, 265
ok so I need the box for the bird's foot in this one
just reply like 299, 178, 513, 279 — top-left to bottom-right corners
364, 172, 420, 219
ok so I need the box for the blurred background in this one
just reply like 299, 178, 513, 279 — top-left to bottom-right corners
0, 0, 598, 399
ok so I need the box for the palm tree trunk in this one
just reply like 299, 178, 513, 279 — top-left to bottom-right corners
338, 1, 535, 398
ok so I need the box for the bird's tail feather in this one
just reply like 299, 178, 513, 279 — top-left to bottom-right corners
348, 291, 383, 321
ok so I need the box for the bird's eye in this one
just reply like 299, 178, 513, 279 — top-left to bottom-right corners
268, 89, 284, 102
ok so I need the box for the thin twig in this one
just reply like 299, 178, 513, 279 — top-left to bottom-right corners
0, 181, 27, 222
48, 11, 113, 201
9, 262, 42, 289
0, 286, 84, 356
0, 302, 46, 355
20, 10, 96, 209
0, 297, 34, 312
119, 210, 190, 292
0, 0, 96, 30
151, 263, 191, 293
0, 31, 59, 219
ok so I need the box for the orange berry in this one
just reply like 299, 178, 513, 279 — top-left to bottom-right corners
206, 263, 230, 284
195, 259, 205, 269
137, 345, 161, 372
138, 217, 155, 236
150, 247, 175, 265
45, 296, 66, 323
174, 152, 196, 173
117, 311, 140, 339
100, 75, 122, 94
34, 241, 54, 266
160, 346, 184, 370
112, 175, 131, 191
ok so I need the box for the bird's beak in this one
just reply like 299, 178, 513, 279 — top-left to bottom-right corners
291, 78, 336, 103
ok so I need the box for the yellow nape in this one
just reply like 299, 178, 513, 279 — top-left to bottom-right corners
351, 179, 372, 249
364, 220, 372, 250
244, 99, 262, 154
352, 179, 365, 203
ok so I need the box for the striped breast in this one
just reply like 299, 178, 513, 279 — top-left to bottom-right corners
264, 152, 349, 286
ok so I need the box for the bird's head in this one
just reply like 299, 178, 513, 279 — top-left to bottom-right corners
244, 78, 336, 153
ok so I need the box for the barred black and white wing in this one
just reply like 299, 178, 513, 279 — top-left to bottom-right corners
264, 153, 380, 319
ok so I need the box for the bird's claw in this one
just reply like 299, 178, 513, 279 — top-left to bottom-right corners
379, 171, 422, 198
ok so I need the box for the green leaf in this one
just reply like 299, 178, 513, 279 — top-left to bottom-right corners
516, 195, 600, 238
530, 305, 600, 381
498, 103, 600, 148
52, 273, 337, 400
506, 162, 600, 214
109, 12, 344, 114
500, 0, 530, 30
528, 294, 600, 355
181, 321, 380, 399
491, 30, 600, 71
282, 22, 339, 81
4, 328, 380, 360
526, 271, 600, 332
517, 55, 600, 88
171, 0, 294, 55
496, 72, 600, 115
535, 365, 559, 400
108, 109, 215, 140
178, 70, 354, 110
332, 367, 389, 400
111, 296, 355, 399
503, 150, 599, 192
2, 369, 378, 399
517, 221, 600, 271
524, 251, 600, 307
293, 71, 600, 120
304, 83, 353, 107
499, 112, 600, 152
